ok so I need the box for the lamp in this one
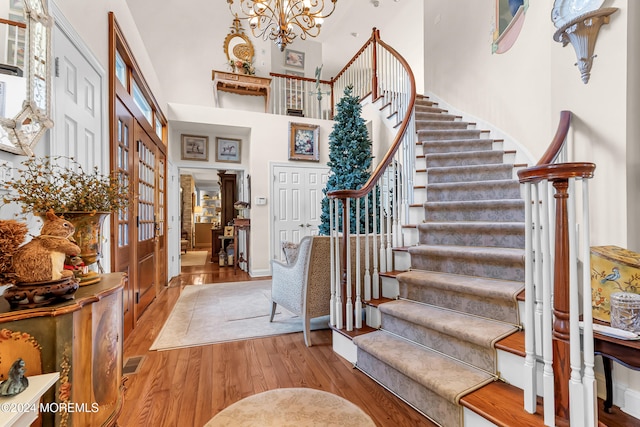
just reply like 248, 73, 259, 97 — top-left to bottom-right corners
227, 0, 338, 51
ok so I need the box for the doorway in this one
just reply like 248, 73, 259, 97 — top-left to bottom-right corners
272, 164, 329, 261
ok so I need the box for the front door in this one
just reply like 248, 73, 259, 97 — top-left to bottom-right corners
272, 165, 329, 260
134, 122, 157, 318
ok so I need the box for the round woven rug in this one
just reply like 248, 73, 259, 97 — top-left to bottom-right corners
205, 388, 376, 427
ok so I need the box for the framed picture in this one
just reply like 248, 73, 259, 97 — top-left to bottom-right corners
181, 134, 208, 161
284, 49, 305, 69
289, 122, 319, 162
215, 137, 241, 163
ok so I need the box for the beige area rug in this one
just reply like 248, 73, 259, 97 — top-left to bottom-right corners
150, 280, 329, 351
204, 388, 375, 427
180, 250, 209, 267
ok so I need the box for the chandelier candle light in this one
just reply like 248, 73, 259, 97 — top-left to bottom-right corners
227, 0, 338, 51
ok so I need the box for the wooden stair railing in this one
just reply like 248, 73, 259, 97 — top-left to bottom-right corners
324, 29, 416, 332
518, 111, 598, 426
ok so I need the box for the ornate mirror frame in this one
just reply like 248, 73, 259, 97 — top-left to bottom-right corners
223, 18, 254, 64
0, 0, 53, 156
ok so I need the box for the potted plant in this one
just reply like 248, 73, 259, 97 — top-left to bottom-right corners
2, 156, 128, 270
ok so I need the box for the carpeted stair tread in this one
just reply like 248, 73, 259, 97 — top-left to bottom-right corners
417, 221, 524, 248
427, 179, 522, 202
424, 199, 525, 222
415, 112, 458, 121
408, 245, 525, 281
416, 120, 471, 130
354, 330, 495, 403
425, 150, 506, 167
379, 300, 519, 349
426, 164, 514, 183
418, 129, 483, 140
396, 270, 523, 324
422, 139, 496, 154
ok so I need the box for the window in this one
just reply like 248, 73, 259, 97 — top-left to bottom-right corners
115, 51, 127, 87
132, 79, 152, 124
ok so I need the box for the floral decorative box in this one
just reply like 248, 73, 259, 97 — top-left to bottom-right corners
591, 246, 640, 323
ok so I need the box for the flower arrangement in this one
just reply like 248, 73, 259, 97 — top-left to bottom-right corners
2, 156, 128, 214
229, 59, 255, 75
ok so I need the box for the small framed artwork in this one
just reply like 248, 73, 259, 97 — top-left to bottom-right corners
181, 134, 208, 161
216, 137, 241, 163
284, 49, 305, 69
289, 122, 319, 162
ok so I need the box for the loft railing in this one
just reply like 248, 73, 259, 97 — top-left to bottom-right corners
518, 111, 597, 426
320, 29, 416, 332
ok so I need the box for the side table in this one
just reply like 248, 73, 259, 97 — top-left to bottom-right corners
592, 323, 640, 413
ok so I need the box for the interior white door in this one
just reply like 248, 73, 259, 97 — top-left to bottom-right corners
272, 165, 329, 260
52, 23, 105, 170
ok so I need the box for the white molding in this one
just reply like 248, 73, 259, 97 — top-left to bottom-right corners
620, 386, 640, 419
463, 407, 498, 427
332, 330, 358, 364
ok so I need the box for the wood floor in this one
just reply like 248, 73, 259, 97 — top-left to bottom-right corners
119, 253, 434, 427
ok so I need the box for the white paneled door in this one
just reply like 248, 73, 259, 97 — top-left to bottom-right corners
53, 23, 105, 170
272, 165, 329, 260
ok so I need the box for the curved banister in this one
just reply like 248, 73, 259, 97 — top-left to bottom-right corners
327, 31, 416, 200
332, 29, 378, 83
537, 110, 572, 166
518, 162, 595, 183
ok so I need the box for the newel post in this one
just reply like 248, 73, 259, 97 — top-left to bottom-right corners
552, 178, 571, 420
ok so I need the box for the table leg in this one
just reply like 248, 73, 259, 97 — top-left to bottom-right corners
602, 356, 614, 413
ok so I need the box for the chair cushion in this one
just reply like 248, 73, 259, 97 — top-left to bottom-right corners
281, 241, 299, 264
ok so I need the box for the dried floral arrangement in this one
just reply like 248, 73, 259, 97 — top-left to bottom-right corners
0, 219, 28, 280
2, 156, 128, 214
229, 59, 256, 75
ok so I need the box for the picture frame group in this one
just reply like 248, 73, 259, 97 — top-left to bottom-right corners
289, 122, 319, 162
181, 134, 209, 161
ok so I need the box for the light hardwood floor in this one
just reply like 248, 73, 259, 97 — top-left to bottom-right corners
119, 253, 434, 427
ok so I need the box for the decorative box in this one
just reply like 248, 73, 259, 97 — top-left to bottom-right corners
591, 245, 640, 323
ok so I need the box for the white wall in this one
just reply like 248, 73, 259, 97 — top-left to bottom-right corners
168, 103, 334, 276
423, 0, 640, 412
424, 0, 629, 249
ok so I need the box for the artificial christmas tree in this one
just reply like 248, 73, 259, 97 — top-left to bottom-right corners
319, 85, 374, 235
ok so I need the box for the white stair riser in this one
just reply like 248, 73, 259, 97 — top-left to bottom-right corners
394, 251, 411, 271
409, 205, 424, 224
463, 408, 498, 427
332, 330, 358, 364
402, 228, 419, 246
366, 305, 381, 328
381, 275, 400, 299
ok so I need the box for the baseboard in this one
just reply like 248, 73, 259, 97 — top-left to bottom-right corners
249, 268, 271, 277
620, 384, 640, 419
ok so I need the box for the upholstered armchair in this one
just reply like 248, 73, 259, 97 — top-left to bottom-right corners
270, 236, 331, 346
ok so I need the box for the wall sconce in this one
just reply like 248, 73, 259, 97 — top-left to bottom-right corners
553, 7, 618, 84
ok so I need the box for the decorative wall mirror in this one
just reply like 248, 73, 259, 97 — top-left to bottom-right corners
223, 17, 254, 65
0, 0, 52, 156
492, 0, 528, 54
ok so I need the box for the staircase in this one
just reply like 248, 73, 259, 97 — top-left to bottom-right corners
353, 96, 527, 426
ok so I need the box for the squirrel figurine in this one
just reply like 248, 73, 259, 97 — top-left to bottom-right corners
12, 210, 81, 283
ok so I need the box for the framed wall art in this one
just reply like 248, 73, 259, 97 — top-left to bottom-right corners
284, 49, 305, 69
181, 134, 209, 161
216, 137, 241, 163
289, 122, 319, 162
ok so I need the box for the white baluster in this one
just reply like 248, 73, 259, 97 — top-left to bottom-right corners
523, 183, 537, 414
355, 197, 362, 329
346, 199, 353, 331
541, 180, 556, 427
329, 198, 336, 327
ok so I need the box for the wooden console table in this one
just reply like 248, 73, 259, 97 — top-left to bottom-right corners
212, 70, 271, 112
0, 273, 125, 426
592, 322, 640, 413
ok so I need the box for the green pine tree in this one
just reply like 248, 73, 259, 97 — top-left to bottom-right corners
319, 85, 375, 235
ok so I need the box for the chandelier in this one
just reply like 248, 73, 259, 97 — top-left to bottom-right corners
227, 0, 338, 51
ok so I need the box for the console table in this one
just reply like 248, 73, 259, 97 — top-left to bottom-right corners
592, 322, 640, 413
212, 70, 271, 112
0, 273, 125, 426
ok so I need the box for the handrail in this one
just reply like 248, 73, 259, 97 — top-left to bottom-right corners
535, 110, 572, 166
332, 30, 378, 83
327, 32, 416, 200
517, 110, 598, 425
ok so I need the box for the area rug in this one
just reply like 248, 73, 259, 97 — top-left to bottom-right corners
180, 250, 209, 266
150, 280, 329, 351
204, 388, 375, 427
